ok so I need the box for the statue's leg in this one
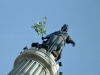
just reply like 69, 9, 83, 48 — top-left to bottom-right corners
56, 43, 64, 53
55, 50, 62, 61
55, 43, 64, 61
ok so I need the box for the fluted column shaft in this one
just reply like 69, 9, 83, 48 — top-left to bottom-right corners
8, 59, 49, 75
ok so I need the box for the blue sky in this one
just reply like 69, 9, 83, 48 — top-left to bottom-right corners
0, 0, 100, 75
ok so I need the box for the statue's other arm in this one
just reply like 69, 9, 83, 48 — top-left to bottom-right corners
42, 31, 58, 40
66, 36, 76, 47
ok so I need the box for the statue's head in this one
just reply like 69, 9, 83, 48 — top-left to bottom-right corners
61, 24, 69, 32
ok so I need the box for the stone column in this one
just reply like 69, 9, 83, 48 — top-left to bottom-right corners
8, 47, 59, 75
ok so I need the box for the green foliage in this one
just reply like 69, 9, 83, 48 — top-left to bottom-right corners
31, 17, 47, 35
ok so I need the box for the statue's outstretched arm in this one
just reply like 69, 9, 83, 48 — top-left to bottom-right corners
66, 36, 76, 47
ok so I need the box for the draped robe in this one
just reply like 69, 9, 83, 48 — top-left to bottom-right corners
43, 30, 73, 60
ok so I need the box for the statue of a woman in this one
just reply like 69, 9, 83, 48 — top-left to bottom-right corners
42, 24, 75, 61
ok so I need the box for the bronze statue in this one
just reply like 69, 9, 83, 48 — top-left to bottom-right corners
42, 24, 75, 61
